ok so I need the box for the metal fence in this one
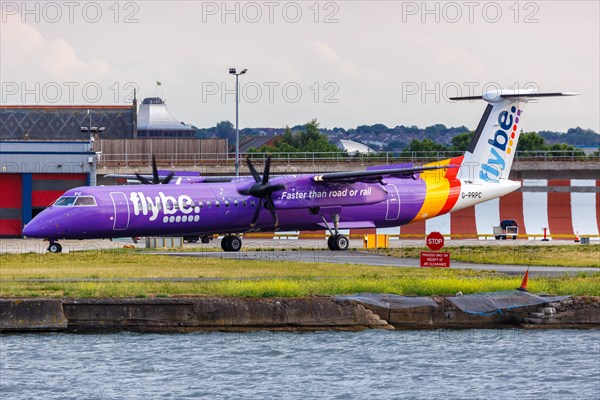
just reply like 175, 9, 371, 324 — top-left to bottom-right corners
97, 150, 599, 167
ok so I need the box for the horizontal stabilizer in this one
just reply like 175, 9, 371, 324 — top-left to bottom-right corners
451, 89, 578, 102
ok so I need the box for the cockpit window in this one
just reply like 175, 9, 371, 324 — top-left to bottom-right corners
54, 196, 77, 206
74, 196, 97, 206
54, 196, 97, 207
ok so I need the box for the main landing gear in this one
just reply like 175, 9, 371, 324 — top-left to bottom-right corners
322, 213, 349, 251
48, 240, 62, 253
221, 235, 242, 252
328, 234, 349, 251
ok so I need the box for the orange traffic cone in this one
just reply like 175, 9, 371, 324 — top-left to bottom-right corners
517, 269, 529, 292
574, 231, 580, 243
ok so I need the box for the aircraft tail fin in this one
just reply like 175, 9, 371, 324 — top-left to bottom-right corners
454, 89, 577, 182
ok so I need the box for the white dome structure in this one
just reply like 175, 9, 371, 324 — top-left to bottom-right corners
137, 97, 194, 137
337, 139, 376, 155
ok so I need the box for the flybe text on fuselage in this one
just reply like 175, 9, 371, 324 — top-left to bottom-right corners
480, 105, 520, 183
130, 191, 196, 221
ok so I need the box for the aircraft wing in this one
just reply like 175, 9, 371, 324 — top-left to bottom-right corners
312, 165, 451, 183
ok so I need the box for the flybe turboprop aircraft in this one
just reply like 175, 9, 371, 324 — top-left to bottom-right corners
23, 89, 576, 253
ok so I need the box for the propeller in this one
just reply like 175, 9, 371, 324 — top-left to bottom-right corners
238, 156, 285, 227
135, 155, 174, 185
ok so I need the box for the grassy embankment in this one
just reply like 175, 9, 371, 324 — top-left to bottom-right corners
0, 246, 598, 298
371, 244, 600, 268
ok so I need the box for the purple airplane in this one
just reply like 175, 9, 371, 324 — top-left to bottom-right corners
23, 90, 576, 253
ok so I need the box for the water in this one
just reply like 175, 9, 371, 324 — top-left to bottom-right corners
1, 330, 599, 400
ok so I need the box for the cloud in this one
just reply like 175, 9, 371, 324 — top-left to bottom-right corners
311, 41, 358, 77
0, 20, 110, 81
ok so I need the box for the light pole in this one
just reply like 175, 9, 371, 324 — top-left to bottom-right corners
229, 67, 247, 177
80, 109, 105, 152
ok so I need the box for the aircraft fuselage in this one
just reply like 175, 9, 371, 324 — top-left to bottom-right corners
22, 171, 520, 241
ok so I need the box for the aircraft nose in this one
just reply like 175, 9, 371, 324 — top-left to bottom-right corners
22, 215, 57, 238
22, 218, 43, 238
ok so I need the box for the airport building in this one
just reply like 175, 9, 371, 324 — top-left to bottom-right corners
336, 139, 376, 155
137, 97, 195, 138
0, 105, 136, 140
0, 97, 194, 140
0, 141, 97, 237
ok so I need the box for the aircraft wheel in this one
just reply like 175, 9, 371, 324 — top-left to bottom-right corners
48, 243, 62, 253
327, 235, 335, 250
221, 236, 231, 251
201, 236, 211, 244
333, 235, 349, 251
221, 235, 242, 252
229, 236, 242, 252
328, 235, 349, 251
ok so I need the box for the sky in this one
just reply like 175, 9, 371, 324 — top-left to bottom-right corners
1, 1, 599, 133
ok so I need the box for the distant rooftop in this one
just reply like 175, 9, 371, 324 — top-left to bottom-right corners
337, 139, 375, 155
137, 97, 193, 132
239, 136, 277, 153
0, 105, 135, 140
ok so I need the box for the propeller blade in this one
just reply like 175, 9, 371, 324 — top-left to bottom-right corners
250, 200, 262, 227
135, 173, 152, 185
264, 196, 278, 227
151, 155, 160, 184
262, 156, 271, 185
246, 157, 261, 183
162, 172, 175, 185
242, 156, 280, 227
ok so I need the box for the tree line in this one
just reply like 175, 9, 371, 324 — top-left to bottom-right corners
195, 120, 598, 157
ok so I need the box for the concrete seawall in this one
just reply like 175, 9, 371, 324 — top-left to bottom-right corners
1, 296, 598, 333
0, 299, 68, 330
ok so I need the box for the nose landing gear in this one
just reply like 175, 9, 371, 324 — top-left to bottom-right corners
48, 240, 62, 253
322, 213, 349, 251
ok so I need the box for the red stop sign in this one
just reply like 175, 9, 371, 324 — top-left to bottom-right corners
426, 231, 445, 251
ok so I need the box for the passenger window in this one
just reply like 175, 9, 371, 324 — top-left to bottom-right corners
234, 200, 239, 207
215, 201, 220, 208
206, 201, 212, 208
224, 200, 230, 208
250, 200, 256, 207
242, 200, 246, 207
199, 201, 204, 209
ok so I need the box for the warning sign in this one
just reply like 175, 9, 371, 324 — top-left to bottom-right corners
426, 231, 445, 251
420, 252, 450, 268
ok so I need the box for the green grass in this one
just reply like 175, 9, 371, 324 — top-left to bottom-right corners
1, 249, 599, 298
372, 244, 600, 267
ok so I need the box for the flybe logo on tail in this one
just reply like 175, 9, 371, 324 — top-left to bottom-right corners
480, 106, 522, 182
